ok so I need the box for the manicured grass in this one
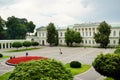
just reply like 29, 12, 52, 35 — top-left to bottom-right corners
0, 56, 10, 59
5, 47, 40, 53
0, 72, 11, 80
65, 63, 91, 76
105, 77, 114, 80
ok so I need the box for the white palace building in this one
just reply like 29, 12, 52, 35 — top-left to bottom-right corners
0, 22, 120, 49
36, 22, 120, 47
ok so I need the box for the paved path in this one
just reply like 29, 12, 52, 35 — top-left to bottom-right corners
0, 47, 114, 80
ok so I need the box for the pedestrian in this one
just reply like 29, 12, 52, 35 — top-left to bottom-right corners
10, 56, 12, 59
13, 56, 15, 58
59, 48, 62, 54
26, 52, 28, 56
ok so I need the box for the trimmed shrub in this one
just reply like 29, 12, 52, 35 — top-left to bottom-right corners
12, 42, 22, 50
23, 41, 31, 49
114, 48, 120, 54
8, 59, 73, 80
92, 54, 120, 80
0, 53, 3, 58
31, 41, 39, 48
70, 61, 81, 68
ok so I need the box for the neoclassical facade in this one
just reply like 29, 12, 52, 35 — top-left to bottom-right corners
36, 23, 120, 47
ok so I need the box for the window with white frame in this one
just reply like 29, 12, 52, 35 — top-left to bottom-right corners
60, 32, 62, 37
113, 31, 116, 36
85, 40, 87, 44
42, 33, 44, 37
89, 40, 91, 44
113, 40, 116, 44
39, 32, 41, 37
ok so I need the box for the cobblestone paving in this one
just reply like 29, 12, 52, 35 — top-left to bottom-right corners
0, 47, 115, 80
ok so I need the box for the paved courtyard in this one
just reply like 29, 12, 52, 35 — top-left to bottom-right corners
0, 46, 115, 80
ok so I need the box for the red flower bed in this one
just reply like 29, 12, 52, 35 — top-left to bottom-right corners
6, 56, 47, 66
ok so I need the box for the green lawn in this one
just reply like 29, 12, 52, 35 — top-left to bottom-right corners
105, 77, 114, 80
5, 47, 40, 53
0, 72, 11, 80
0, 56, 10, 59
65, 63, 91, 76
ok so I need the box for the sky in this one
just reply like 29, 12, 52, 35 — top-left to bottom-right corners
0, 0, 120, 28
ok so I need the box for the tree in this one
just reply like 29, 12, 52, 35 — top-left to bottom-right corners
74, 32, 82, 44
31, 41, 39, 48
0, 16, 6, 39
47, 23, 58, 46
12, 42, 23, 50
65, 28, 82, 46
6, 16, 35, 39
94, 21, 111, 48
27, 21, 35, 35
65, 28, 74, 46
55, 30, 59, 46
118, 32, 120, 44
92, 54, 120, 80
23, 41, 31, 49
6, 16, 27, 39
8, 59, 73, 80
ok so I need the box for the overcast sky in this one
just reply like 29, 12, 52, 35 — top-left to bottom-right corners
0, 0, 120, 28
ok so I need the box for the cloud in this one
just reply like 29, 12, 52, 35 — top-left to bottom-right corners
0, 0, 120, 28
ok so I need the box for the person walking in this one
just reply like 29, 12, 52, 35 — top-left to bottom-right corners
26, 52, 28, 56
59, 48, 62, 54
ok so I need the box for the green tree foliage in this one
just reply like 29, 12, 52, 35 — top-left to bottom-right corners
12, 42, 23, 50
8, 59, 73, 80
6, 16, 27, 39
74, 32, 83, 44
27, 21, 35, 35
0, 16, 6, 39
23, 41, 31, 49
65, 28, 82, 46
31, 41, 39, 48
6, 16, 35, 39
55, 30, 59, 46
92, 54, 120, 80
65, 28, 74, 46
47, 23, 58, 46
94, 21, 111, 48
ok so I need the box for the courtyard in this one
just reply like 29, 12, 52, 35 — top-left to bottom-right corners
0, 46, 115, 80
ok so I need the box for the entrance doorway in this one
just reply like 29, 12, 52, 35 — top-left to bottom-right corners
42, 40, 45, 45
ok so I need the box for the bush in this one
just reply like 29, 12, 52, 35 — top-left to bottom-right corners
31, 42, 39, 47
12, 42, 22, 50
114, 48, 120, 54
70, 61, 81, 68
23, 41, 31, 49
8, 59, 73, 80
0, 53, 3, 58
92, 54, 120, 80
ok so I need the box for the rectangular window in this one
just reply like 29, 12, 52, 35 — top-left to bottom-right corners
93, 40, 94, 44
60, 32, 62, 37
42, 33, 44, 37
113, 31, 116, 36
113, 40, 116, 44
39, 33, 41, 37
85, 40, 87, 44
89, 40, 91, 44
82, 32, 84, 36
89, 32, 91, 36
